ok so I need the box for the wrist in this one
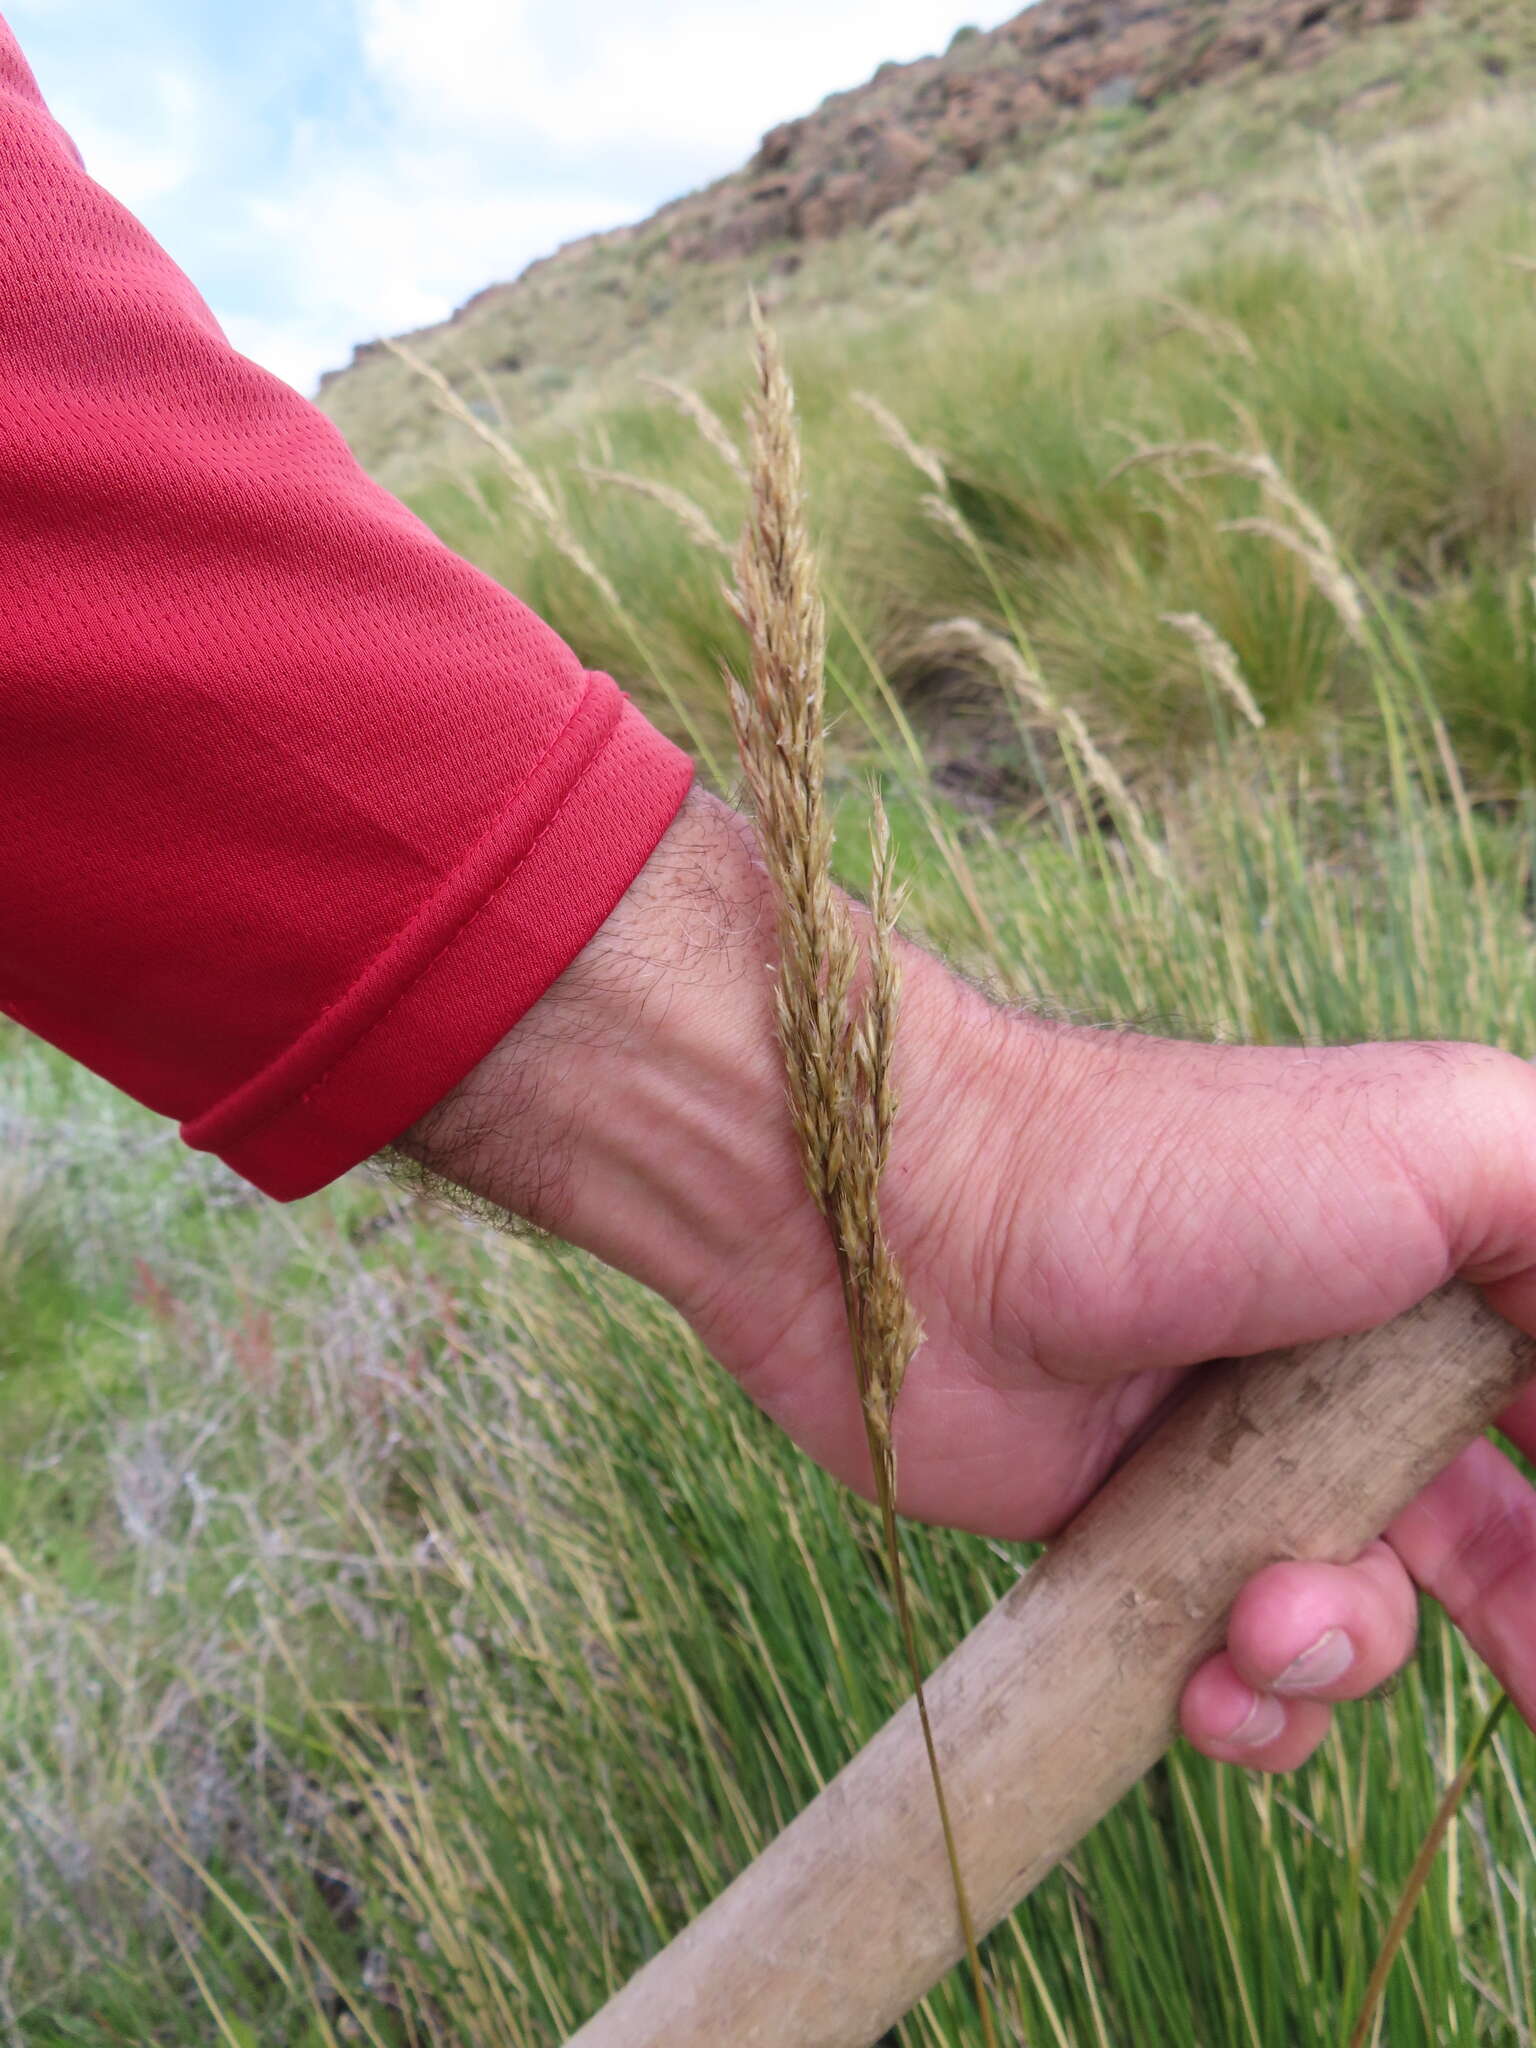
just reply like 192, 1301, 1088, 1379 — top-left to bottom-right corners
398, 789, 803, 1309
398, 785, 1061, 1392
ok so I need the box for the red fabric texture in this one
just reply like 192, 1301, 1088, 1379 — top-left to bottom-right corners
0, 21, 693, 1199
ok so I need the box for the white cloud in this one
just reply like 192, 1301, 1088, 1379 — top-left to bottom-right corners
43, 63, 205, 212
360, 0, 1002, 158
232, 148, 631, 388
246, 0, 1006, 392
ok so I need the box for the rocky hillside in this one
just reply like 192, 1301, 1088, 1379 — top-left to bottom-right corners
319, 0, 1528, 488
653, 0, 1423, 264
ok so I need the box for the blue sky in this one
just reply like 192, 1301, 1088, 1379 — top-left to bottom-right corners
8, 1, 1014, 394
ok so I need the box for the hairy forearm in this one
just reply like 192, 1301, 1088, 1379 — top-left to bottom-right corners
399, 790, 803, 1306
396, 787, 1016, 1335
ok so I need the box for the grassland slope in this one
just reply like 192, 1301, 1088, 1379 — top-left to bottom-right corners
317, 0, 1534, 492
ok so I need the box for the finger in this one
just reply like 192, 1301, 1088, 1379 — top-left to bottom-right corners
1386, 1429, 1536, 1725
1494, 1372, 1536, 1459
1180, 1651, 1333, 1772
1223, 1541, 1419, 1703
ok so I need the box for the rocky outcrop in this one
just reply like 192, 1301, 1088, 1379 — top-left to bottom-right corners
655, 0, 1426, 267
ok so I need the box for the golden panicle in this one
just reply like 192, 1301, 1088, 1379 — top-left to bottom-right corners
728, 308, 995, 2048
728, 310, 922, 1424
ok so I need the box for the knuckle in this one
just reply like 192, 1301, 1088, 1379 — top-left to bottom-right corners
1330, 1039, 1536, 1271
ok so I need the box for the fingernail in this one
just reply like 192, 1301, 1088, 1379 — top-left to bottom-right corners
1227, 1691, 1287, 1747
1274, 1628, 1354, 1695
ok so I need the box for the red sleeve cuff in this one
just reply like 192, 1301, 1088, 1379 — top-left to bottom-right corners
185, 691, 691, 1200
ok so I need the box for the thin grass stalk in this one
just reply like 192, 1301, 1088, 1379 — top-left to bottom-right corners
729, 307, 999, 2047
1346, 1692, 1514, 2048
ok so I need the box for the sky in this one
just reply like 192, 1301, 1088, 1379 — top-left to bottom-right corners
9, 1, 1016, 395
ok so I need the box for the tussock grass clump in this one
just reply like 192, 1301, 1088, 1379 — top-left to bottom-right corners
3, 659, 1536, 2043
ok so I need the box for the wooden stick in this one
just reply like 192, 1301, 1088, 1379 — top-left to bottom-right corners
566, 1283, 1536, 2048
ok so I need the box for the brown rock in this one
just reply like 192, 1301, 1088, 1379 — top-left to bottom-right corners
755, 120, 804, 172
797, 172, 869, 242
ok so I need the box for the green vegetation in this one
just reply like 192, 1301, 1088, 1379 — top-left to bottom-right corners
5, 642, 1536, 2040
409, 103, 1536, 809
8, 21, 1536, 2048
321, 0, 1536, 496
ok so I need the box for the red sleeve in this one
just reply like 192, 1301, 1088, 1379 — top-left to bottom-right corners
0, 21, 693, 1200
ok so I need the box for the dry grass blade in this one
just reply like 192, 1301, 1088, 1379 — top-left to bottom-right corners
384, 339, 624, 614
1111, 432, 1370, 647
1107, 436, 1271, 487
915, 617, 1051, 716
578, 465, 734, 558
729, 307, 999, 2047
384, 340, 557, 523
1221, 517, 1368, 645
1148, 295, 1258, 365
855, 389, 949, 492
1161, 611, 1266, 729
918, 617, 1171, 881
641, 374, 749, 482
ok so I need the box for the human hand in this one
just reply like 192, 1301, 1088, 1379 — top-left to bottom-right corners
404, 789, 1536, 1772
